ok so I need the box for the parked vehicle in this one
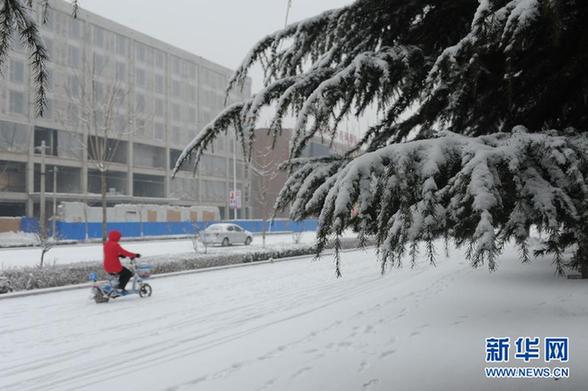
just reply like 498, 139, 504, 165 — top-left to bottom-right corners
201, 223, 253, 246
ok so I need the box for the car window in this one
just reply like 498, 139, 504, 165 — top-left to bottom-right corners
233, 226, 242, 232
227, 226, 234, 231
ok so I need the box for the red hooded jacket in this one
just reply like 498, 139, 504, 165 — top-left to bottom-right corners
103, 230, 137, 273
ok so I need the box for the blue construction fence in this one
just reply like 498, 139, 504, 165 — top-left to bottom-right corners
19, 218, 319, 241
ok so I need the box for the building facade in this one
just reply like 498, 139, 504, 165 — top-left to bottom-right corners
0, 0, 252, 220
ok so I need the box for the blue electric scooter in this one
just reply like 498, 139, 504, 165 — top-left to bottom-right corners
89, 258, 153, 303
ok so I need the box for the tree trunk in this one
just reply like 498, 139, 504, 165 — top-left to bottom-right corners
101, 170, 107, 243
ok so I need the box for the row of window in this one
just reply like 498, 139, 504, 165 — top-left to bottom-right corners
0, 158, 239, 204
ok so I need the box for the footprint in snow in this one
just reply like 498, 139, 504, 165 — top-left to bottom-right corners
291, 366, 312, 379
363, 378, 380, 390
358, 360, 370, 373
379, 349, 396, 359
410, 330, 421, 337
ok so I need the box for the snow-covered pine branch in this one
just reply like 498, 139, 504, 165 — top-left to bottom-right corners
276, 128, 588, 276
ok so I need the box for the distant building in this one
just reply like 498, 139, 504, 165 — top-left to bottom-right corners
250, 128, 357, 220
0, 0, 252, 220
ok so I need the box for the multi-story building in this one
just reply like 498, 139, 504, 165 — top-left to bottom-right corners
0, 0, 252, 221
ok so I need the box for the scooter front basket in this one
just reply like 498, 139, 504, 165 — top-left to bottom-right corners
137, 263, 153, 279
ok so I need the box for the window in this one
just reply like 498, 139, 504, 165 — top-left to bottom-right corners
154, 74, 164, 94
34, 165, 82, 193
69, 18, 82, 39
67, 74, 80, 99
172, 103, 180, 119
172, 80, 181, 97
93, 53, 106, 72
0, 161, 26, 192
93, 81, 104, 103
188, 85, 197, 102
68, 46, 81, 68
135, 68, 146, 87
115, 114, 127, 132
9, 90, 25, 115
116, 62, 126, 82
34, 127, 58, 156
201, 180, 226, 202
154, 122, 165, 141
0, 121, 29, 153
136, 44, 146, 63
201, 155, 227, 178
136, 94, 146, 113
115, 34, 128, 56
87, 136, 128, 164
88, 169, 127, 195
67, 102, 79, 128
133, 173, 164, 198
172, 126, 180, 145
9, 60, 24, 83
133, 143, 166, 169
154, 50, 165, 69
93, 26, 105, 48
154, 98, 164, 117
172, 57, 181, 75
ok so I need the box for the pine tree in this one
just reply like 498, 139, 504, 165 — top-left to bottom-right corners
175, 0, 588, 277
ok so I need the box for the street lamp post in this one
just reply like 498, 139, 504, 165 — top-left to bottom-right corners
38, 141, 47, 241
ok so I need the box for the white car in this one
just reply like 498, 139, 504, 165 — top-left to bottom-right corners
201, 223, 253, 246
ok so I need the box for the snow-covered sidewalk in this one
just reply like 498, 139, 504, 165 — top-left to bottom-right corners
0, 243, 586, 391
0, 232, 318, 269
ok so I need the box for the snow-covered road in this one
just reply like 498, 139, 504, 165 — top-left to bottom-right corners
0, 245, 586, 390
0, 232, 317, 268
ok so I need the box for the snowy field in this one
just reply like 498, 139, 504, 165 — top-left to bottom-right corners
0, 244, 586, 391
0, 232, 317, 269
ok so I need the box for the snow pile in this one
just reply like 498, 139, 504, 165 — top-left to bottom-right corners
0, 232, 39, 248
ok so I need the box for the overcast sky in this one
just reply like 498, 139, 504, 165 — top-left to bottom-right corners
80, 0, 352, 89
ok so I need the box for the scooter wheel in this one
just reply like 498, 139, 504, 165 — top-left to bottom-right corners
139, 284, 152, 298
93, 288, 110, 304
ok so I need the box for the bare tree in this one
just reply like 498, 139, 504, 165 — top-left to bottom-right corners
55, 54, 147, 242
250, 143, 279, 248
33, 225, 56, 267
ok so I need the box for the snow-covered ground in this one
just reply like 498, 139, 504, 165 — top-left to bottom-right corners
0, 232, 317, 269
0, 244, 586, 390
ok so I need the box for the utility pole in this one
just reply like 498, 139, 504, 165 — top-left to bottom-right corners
52, 166, 58, 239
38, 141, 47, 241
233, 137, 237, 220
285, 0, 293, 27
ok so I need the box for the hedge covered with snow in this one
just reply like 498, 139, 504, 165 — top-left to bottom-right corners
0, 237, 369, 293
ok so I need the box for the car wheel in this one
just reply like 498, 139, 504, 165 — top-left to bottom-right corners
222, 237, 230, 247
244, 237, 252, 245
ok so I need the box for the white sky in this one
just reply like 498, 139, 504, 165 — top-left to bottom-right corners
79, 0, 371, 135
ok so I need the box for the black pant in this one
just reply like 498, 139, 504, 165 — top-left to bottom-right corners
110, 267, 133, 290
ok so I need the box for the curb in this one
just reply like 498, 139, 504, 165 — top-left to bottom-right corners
0, 247, 372, 301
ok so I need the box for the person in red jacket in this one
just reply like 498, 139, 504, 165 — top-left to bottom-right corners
103, 230, 140, 294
